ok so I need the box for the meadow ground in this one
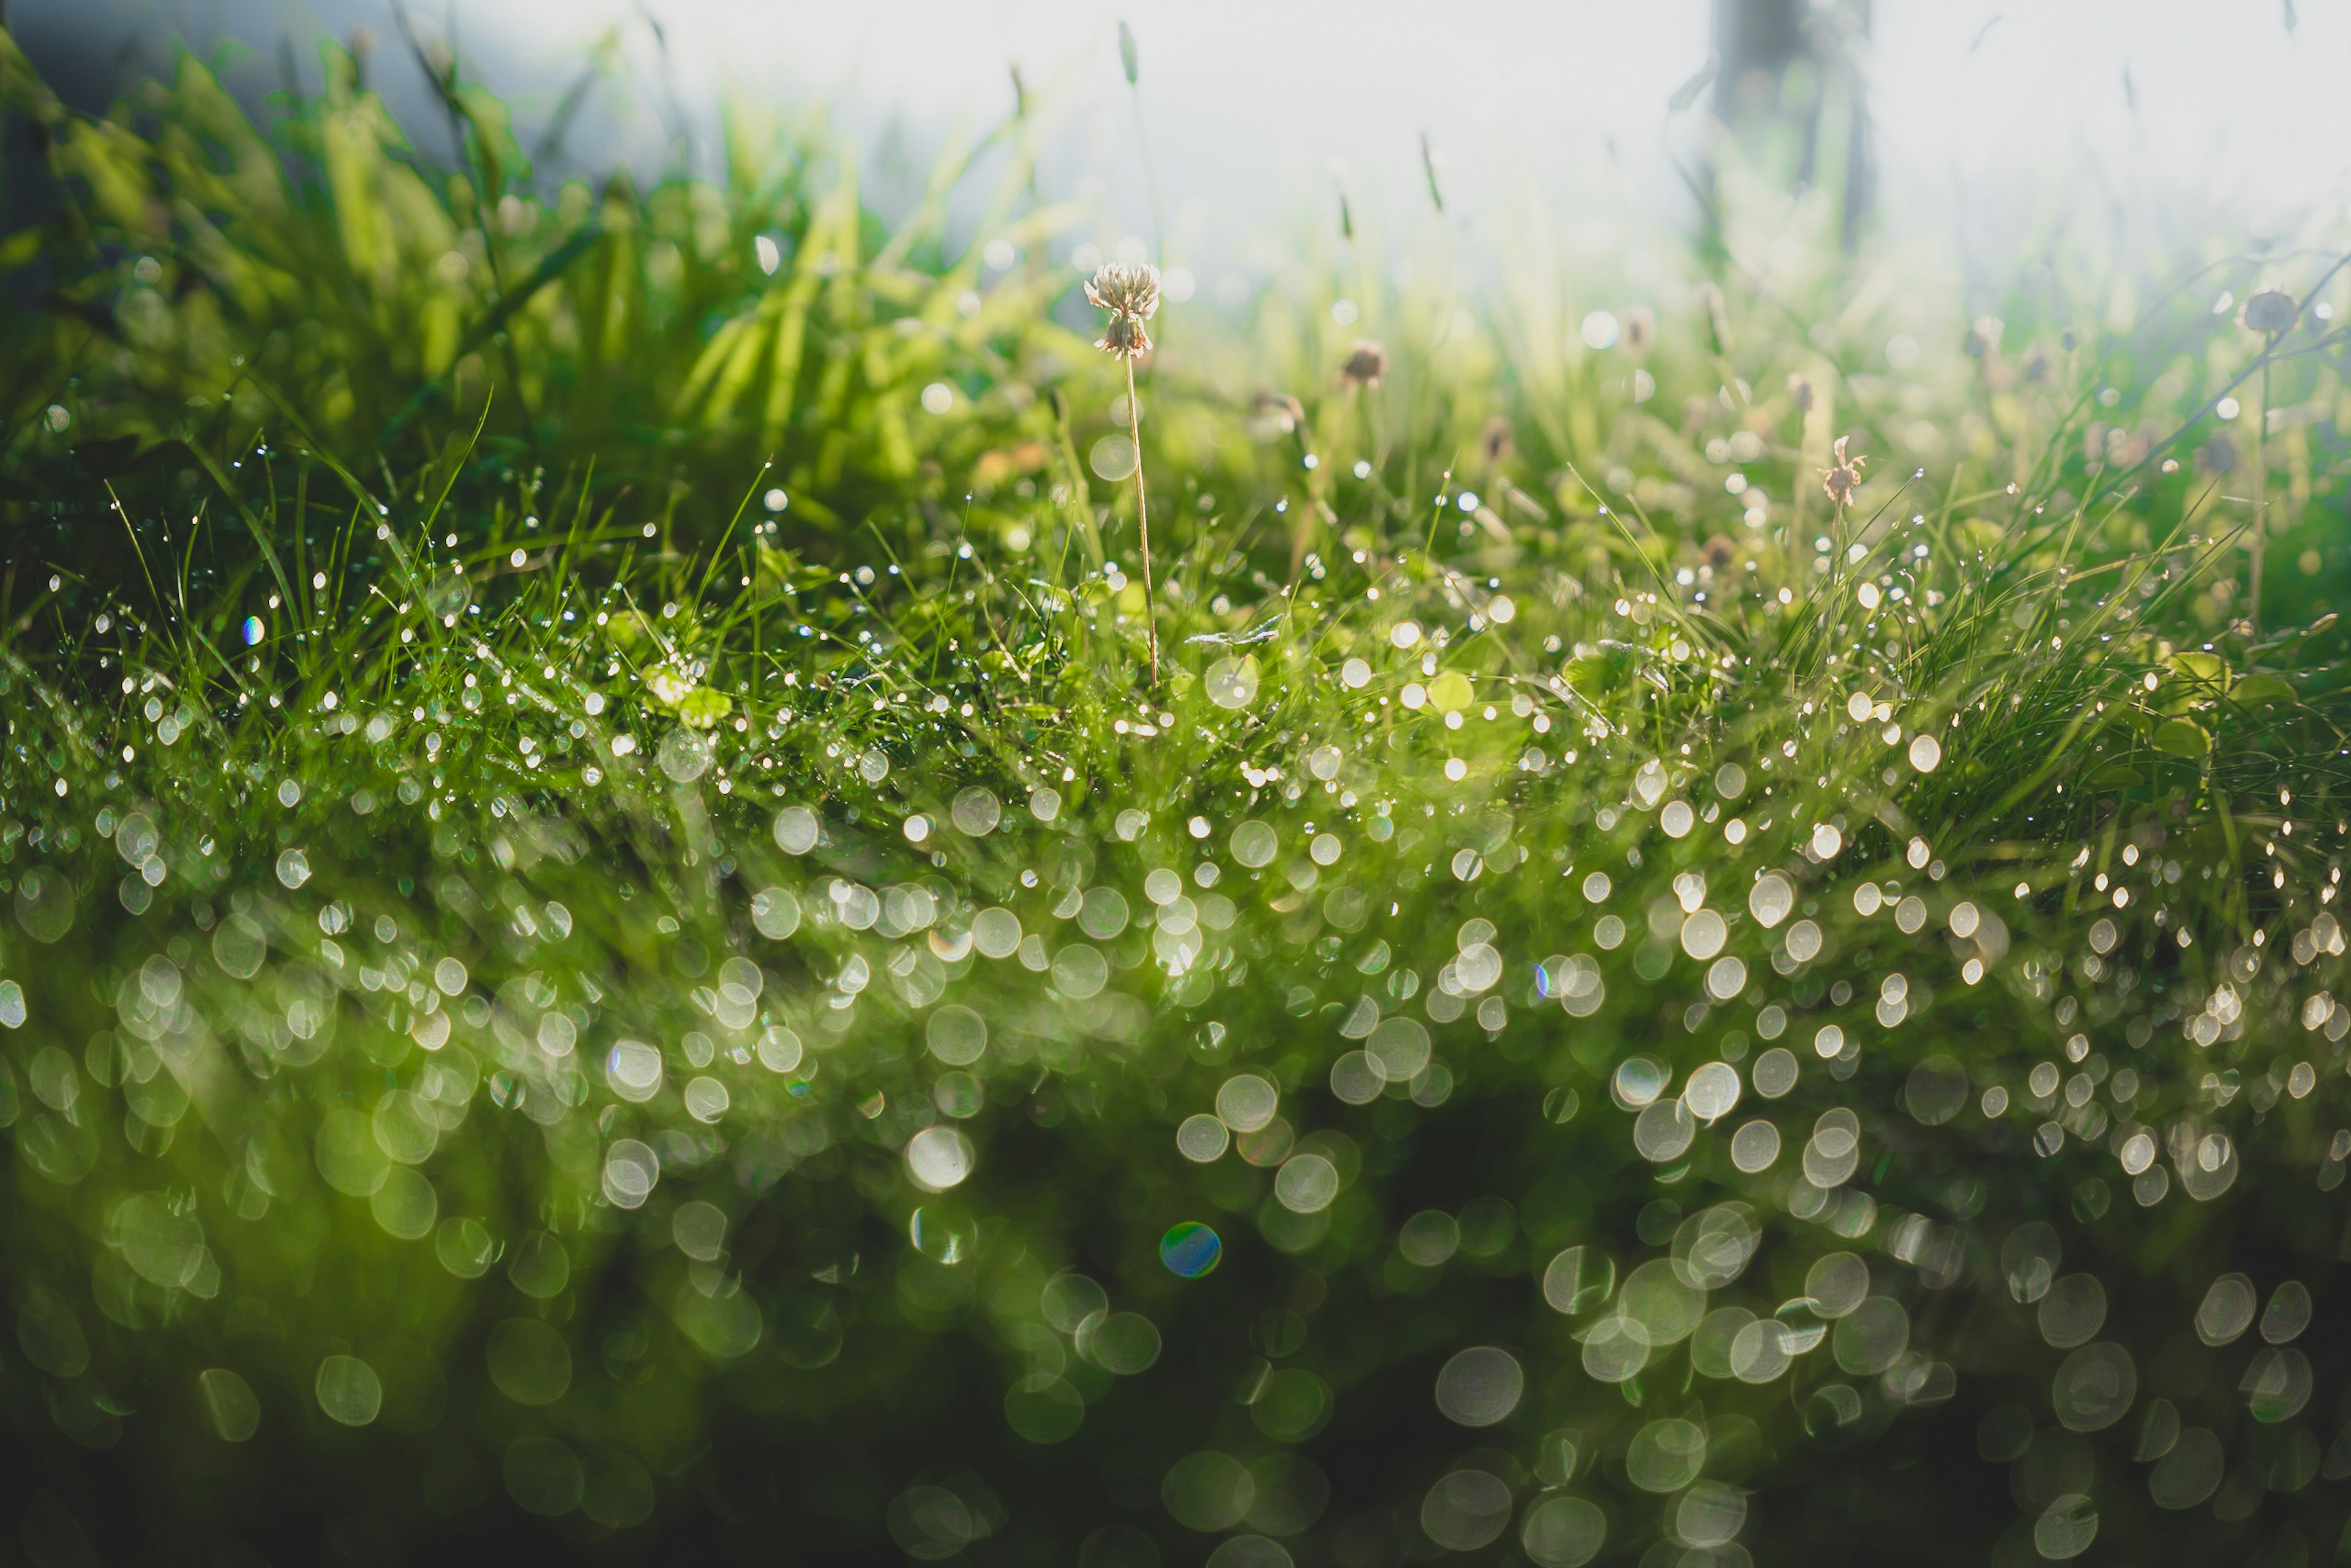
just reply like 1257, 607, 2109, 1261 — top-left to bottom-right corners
2, 32, 2350, 1568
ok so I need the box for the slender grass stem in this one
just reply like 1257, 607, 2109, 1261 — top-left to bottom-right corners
2251, 358, 2268, 639
1128, 353, 1157, 684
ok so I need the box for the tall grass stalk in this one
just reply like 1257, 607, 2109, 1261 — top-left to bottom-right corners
1084, 258, 1164, 681
1127, 350, 1158, 681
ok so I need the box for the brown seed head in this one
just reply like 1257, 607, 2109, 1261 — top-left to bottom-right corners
1252, 389, 1305, 433
1094, 312, 1153, 360
1480, 416, 1514, 464
1620, 305, 1657, 353
1785, 372, 1814, 416
2241, 288, 2298, 334
1821, 434, 1867, 506
1340, 340, 1389, 388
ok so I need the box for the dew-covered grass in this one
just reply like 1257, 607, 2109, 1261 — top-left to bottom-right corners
4, 31, 2351, 1567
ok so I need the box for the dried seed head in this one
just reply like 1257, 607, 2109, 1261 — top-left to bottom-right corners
1620, 305, 1657, 353
1480, 416, 1514, 464
1085, 261, 1161, 325
1785, 372, 1814, 415
2241, 288, 2298, 334
1963, 314, 2004, 359
1824, 432, 1862, 505
1095, 312, 1153, 359
1703, 533, 1736, 569
1253, 389, 1304, 433
1340, 340, 1389, 388
1821, 434, 1867, 506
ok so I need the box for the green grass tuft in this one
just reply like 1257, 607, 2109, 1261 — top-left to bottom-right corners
3, 31, 2351, 1566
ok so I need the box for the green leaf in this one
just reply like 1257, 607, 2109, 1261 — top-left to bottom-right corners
0, 226, 43, 273
1565, 650, 1630, 698
676, 688, 733, 729
2151, 718, 2211, 758
2166, 651, 2232, 703
1428, 669, 1475, 713
2230, 673, 2296, 707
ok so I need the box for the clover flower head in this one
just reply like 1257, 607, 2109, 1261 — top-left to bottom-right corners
1095, 312, 1153, 359
1085, 261, 1161, 359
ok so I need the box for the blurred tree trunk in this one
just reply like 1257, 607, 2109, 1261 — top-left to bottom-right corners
1711, 0, 1873, 249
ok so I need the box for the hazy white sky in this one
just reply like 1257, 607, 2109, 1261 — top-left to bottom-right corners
464, 1, 2351, 241
29, 0, 2351, 258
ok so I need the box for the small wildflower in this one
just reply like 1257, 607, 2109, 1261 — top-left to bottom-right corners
1086, 261, 1160, 359
1963, 315, 2003, 359
1785, 372, 1814, 416
1086, 260, 1163, 681
2241, 288, 2297, 334
1821, 435, 1867, 508
1340, 340, 1388, 388
1085, 260, 1160, 326
1703, 534, 1736, 570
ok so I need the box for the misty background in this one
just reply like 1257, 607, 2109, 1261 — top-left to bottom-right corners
10, 1, 2347, 290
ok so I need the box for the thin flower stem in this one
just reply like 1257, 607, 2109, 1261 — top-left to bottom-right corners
2250, 357, 2268, 639
1127, 353, 1157, 684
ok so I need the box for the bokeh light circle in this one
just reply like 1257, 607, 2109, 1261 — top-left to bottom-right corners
1160, 1221, 1222, 1278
